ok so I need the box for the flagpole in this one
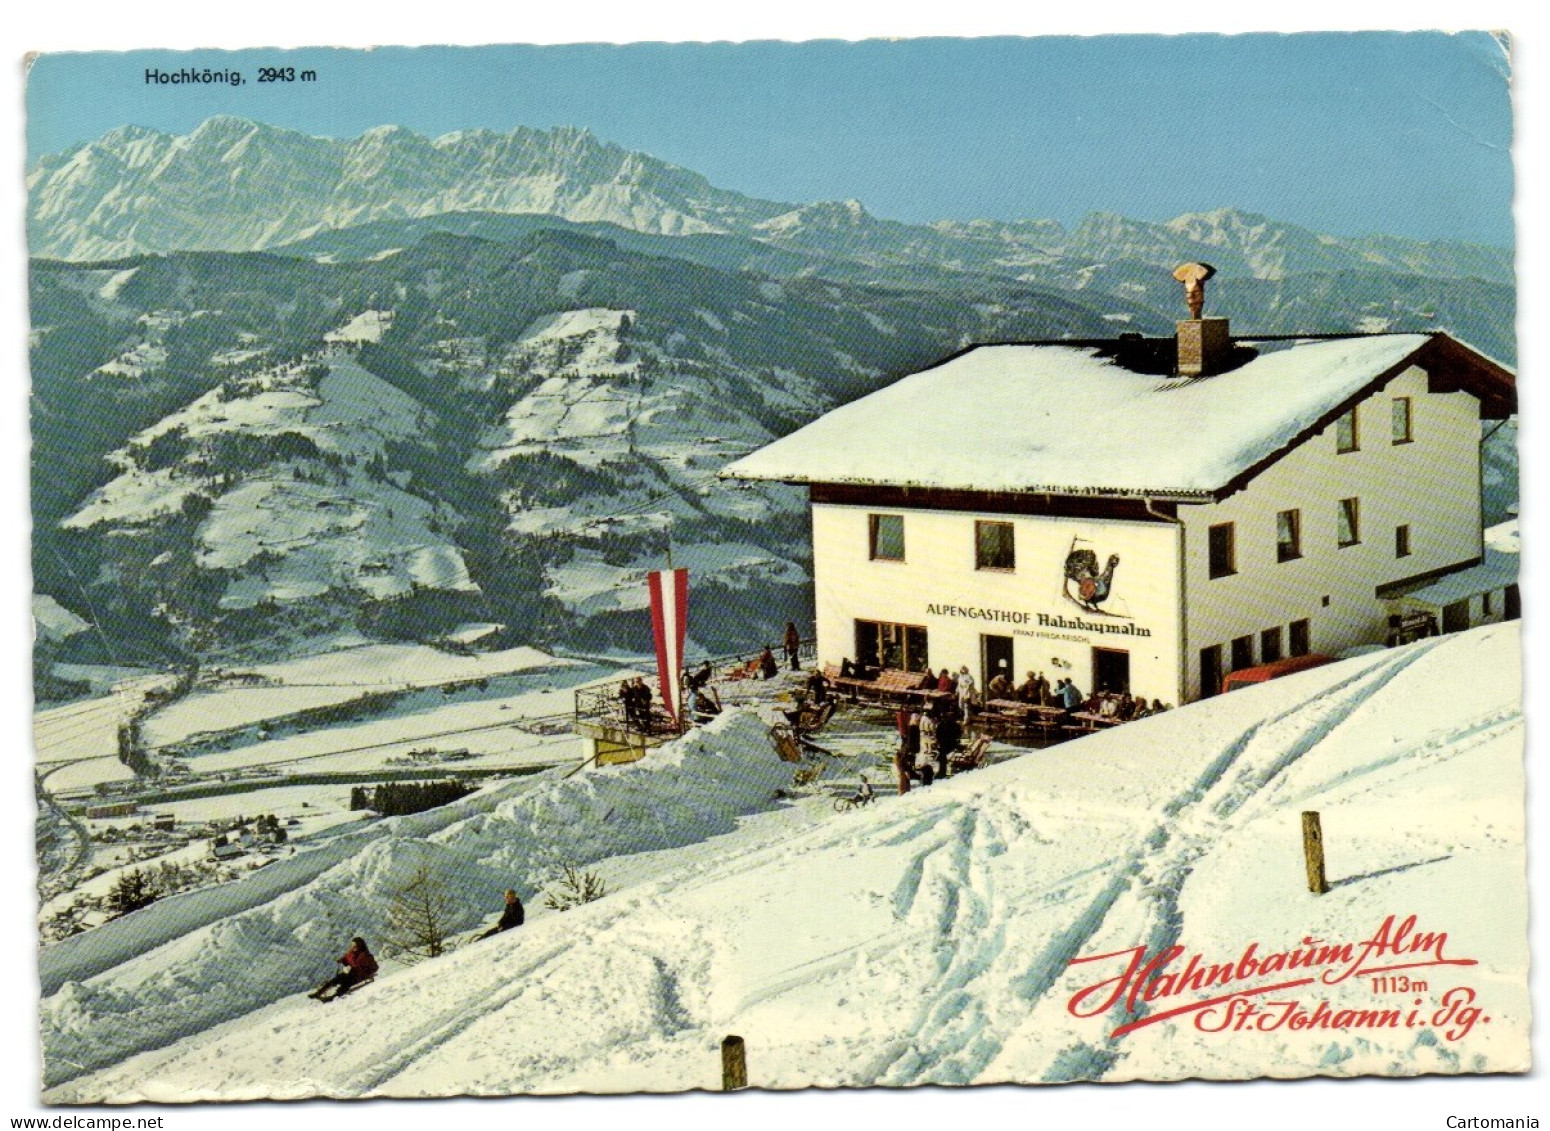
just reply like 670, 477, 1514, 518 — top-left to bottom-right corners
666, 532, 680, 731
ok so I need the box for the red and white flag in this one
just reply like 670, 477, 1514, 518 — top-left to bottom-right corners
647, 567, 689, 724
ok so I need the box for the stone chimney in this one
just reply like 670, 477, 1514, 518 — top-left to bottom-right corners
1172, 262, 1230, 376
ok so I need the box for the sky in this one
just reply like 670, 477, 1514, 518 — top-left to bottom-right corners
25, 31, 1515, 247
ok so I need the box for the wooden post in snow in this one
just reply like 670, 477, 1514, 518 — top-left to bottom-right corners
1302, 811, 1329, 894
721, 1035, 747, 1091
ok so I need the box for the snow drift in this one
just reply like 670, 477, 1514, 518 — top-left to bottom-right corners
42, 711, 791, 1090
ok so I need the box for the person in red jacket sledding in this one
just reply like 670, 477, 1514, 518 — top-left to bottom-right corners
308, 936, 379, 1001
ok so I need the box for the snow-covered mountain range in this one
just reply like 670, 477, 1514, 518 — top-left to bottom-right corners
28, 117, 1517, 670
30, 118, 1513, 289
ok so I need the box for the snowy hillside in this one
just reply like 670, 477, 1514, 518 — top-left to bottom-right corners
42, 623, 1525, 1099
38, 229, 1100, 662
62, 349, 474, 615
462, 306, 808, 614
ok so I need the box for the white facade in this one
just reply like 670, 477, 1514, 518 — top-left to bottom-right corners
1180, 364, 1485, 699
813, 503, 1183, 703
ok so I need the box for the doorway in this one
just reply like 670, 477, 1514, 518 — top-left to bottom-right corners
982, 634, 1014, 692
1092, 647, 1131, 695
1200, 644, 1223, 698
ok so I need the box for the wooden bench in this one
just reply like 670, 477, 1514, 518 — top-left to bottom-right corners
824, 662, 876, 701
871, 669, 935, 705
724, 658, 765, 682
948, 735, 991, 774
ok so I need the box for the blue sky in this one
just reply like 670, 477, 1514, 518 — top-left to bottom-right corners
26, 32, 1516, 251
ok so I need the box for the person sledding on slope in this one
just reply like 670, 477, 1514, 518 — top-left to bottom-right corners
308, 936, 378, 1001
477, 889, 525, 940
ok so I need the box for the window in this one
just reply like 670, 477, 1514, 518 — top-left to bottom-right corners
1289, 619, 1311, 657
1392, 397, 1413, 444
975, 521, 1016, 571
1261, 627, 1284, 664
1395, 524, 1411, 558
1276, 509, 1302, 562
1338, 497, 1361, 547
1208, 522, 1236, 579
869, 514, 904, 561
1231, 635, 1254, 670
854, 620, 929, 673
1336, 407, 1359, 453
1483, 591, 1494, 616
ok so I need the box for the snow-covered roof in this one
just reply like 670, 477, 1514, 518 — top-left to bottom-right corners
723, 333, 1510, 498
1485, 519, 1520, 554
1403, 549, 1520, 608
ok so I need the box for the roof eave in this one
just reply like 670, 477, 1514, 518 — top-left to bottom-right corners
720, 467, 1212, 502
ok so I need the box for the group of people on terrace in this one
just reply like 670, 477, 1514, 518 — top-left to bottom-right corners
984, 667, 1171, 724
890, 695, 966, 794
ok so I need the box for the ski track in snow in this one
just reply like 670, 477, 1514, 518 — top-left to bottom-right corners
42, 629, 1526, 1098
1022, 639, 1447, 1082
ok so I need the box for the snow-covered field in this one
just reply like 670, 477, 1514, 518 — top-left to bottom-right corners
142, 643, 575, 749
40, 623, 1525, 1100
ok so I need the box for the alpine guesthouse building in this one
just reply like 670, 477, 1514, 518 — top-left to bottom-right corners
723, 269, 1516, 705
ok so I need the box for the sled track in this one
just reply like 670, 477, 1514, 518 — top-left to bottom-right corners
839, 642, 1445, 1086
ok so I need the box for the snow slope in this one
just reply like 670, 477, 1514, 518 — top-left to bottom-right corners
62, 354, 475, 612
43, 625, 1525, 1099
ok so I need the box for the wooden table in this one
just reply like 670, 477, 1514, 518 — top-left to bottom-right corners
1070, 711, 1123, 731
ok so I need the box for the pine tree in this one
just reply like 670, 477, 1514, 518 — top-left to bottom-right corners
542, 864, 610, 912
106, 868, 158, 919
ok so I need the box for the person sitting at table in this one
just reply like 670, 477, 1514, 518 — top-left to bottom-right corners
689, 683, 722, 723
936, 668, 956, 695
1097, 694, 1121, 719
1150, 698, 1170, 714
1131, 697, 1152, 720
1016, 671, 1039, 703
841, 656, 877, 681
987, 667, 1012, 701
1117, 692, 1138, 721
686, 660, 715, 692
918, 668, 938, 691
